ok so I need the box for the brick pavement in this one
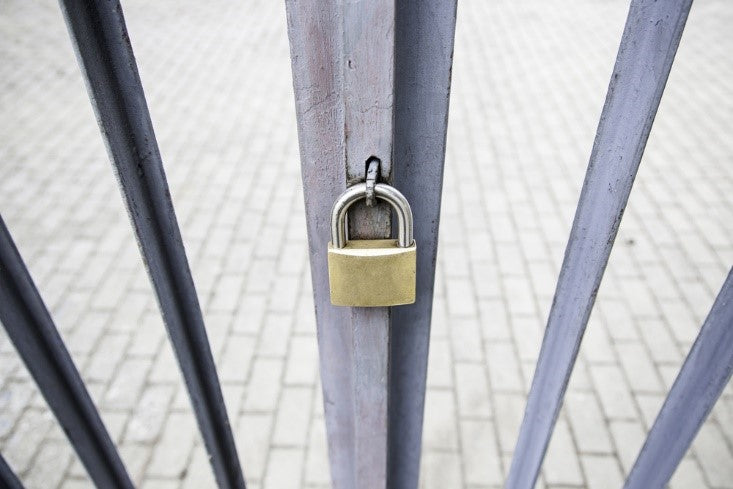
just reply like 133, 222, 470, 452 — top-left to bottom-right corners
1, 0, 732, 488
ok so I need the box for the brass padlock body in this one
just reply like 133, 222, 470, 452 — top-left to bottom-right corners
328, 239, 416, 307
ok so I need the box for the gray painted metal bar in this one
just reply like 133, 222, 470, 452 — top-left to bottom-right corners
57, 2, 245, 488
505, 1, 692, 487
390, 1, 457, 487
284, 2, 354, 487
285, 2, 456, 487
0, 216, 133, 489
624, 269, 733, 489
286, 2, 457, 486
0, 453, 24, 489
343, 1, 395, 487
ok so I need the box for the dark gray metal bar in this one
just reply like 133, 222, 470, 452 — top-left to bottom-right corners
505, 1, 693, 488
0, 216, 133, 489
0, 453, 26, 489
624, 269, 733, 489
57, 2, 245, 488
389, 1, 458, 488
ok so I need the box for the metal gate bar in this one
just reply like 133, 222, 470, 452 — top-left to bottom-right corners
389, 1, 457, 486
57, 2, 245, 488
624, 269, 733, 489
505, 1, 693, 487
284, 2, 355, 486
0, 453, 24, 489
342, 2, 395, 486
285, 1, 457, 487
0, 216, 134, 489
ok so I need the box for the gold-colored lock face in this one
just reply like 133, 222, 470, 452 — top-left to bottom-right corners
328, 239, 416, 307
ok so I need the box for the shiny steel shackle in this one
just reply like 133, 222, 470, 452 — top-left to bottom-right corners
330, 183, 414, 249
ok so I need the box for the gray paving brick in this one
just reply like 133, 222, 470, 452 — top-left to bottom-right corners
125, 384, 175, 444
103, 357, 152, 410
263, 448, 304, 489
181, 445, 216, 489
3, 409, 53, 473
0, 381, 34, 439
419, 452, 463, 489
450, 318, 484, 362
243, 358, 284, 412
258, 313, 293, 358
272, 387, 312, 447
426, 338, 453, 389
218, 335, 256, 383
236, 414, 274, 483
486, 342, 524, 393
615, 342, 664, 393
24, 440, 73, 489
580, 455, 623, 489
493, 393, 525, 455
422, 389, 458, 451
454, 363, 491, 418
667, 457, 706, 489
589, 364, 638, 420
284, 336, 319, 386
565, 392, 613, 455
459, 420, 503, 485
693, 423, 733, 488
146, 412, 196, 479
609, 420, 645, 474
542, 419, 584, 487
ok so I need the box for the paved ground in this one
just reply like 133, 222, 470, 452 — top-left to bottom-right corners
1, 0, 732, 488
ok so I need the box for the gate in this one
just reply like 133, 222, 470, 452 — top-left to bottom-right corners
0, 0, 731, 488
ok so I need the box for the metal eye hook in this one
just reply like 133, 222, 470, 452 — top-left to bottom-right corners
365, 158, 380, 207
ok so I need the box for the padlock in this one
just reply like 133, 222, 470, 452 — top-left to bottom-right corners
328, 183, 416, 307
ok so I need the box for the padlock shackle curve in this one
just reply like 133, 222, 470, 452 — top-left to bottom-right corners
331, 183, 414, 249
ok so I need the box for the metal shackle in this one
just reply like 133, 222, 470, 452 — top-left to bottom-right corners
330, 183, 414, 249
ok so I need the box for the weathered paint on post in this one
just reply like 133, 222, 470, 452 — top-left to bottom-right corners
286, 0, 396, 485
284, 2, 355, 487
58, 2, 245, 488
286, 1, 456, 486
390, 1, 458, 487
624, 269, 733, 489
0, 216, 134, 489
505, 1, 693, 487
343, 1, 396, 487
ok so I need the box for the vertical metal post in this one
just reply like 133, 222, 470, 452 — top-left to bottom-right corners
505, 1, 693, 487
343, 2, 395, 487
284, 3, 354, 487
390, 2, 457, 487
0, 453, 24, 489
624, 269, 733, 489
285, 2, 456, 487
0, 216, 134, 489
57, 2, 245, 488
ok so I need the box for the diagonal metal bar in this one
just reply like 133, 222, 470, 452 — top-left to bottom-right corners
389, 1, 458, 487
0, 453, 24, 489
0, 216, 133, 489
57, 2, 245, 488
505, 1, 693, 487
624, 269, 733, 489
